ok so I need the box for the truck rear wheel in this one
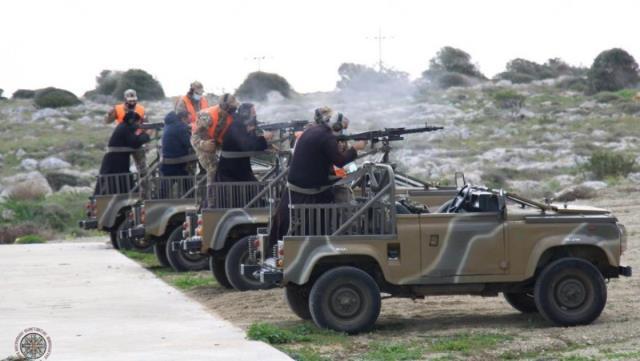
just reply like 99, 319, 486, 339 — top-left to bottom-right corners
153, 239, 171, 268
309, 266, 381, 334
534, 257, 607, 326
504, 292, 537, 313
109, 230, 120, 250
114, 221, 132, 250
210, 254, 233, 289
285, 284, 312, 320
225, 236, 273, 291
165, 226, 209, 272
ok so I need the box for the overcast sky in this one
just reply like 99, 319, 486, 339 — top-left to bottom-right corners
1, 0, 637, 97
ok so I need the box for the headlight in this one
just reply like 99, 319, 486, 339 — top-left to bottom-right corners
618, 223, 628, 256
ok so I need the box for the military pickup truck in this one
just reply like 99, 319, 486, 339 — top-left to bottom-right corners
248, 162, 632, 333
78, 172, 143, 249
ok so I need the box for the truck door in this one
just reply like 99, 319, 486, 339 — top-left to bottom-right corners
419, 212, 506, 278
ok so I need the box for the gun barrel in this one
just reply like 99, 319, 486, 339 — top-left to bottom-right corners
138, 122, 164, 130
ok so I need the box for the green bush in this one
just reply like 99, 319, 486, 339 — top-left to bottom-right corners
11, 89, 36, 99
336, 63, 410, 94
594, 91, 622, 103
0, 222, 41, 244
34, 87, 81, 108
437, 72, 470, 89
15, 234, 46, 244
113, 69, 165, 100
247, 323, 309, 344
586, 149, 635, 179
556, 76, 589, 92
424, 46, 486, 79
588, 48, 640, 93
497, 57, 586, 84
86, 69, 165, 101
235, 71, 294, 101
491, 89, 525, 117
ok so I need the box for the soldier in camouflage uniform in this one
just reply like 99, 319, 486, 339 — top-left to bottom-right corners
175, 81, 209, 123
104, 89, 150, 196
191, 93, 239, 186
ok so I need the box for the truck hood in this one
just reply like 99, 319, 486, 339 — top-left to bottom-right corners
551, 204, 610, 215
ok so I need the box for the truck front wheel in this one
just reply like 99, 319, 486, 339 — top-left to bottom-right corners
225, 236, 273, 291
165, 226, 209, 272
534, 257, 607, 326
503, 292, 537, 313
309, 266, 381, 334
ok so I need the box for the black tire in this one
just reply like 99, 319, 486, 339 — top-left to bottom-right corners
534, 257, 607, 326
131, 237, 154, 253
504, 292, 537, 313
109, 229, 120, 250
154, 239, 171, 268
309, 266, 381, 334
115, 220, 132, 250
165, 226, 209, 272
225, 236, 273, 291
210, 254, 233, 289
285, 284, 312, 320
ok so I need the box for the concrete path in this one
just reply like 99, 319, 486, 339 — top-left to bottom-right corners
0, 242, 291, 361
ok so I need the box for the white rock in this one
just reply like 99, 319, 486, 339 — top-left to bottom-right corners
1, 171, 52, 199
580, 181, 608, 190
31, 108, 62, 121
38, 157, 71, 171
78, 115, 93, 125
1, 209, 15, 221
20, 158, 38, 171
627, 172, 640, 183
15, 148, 26, 159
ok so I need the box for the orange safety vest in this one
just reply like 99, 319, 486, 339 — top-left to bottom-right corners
114, 103, 145, 124
179, 95, 209, 123
192, 105, 233, 144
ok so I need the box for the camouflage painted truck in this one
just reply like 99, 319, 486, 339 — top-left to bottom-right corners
182, 124, 455, 291
248, 162, 632, 333
118, 158, 273, 271
78, 171, 145, 249
118, 174, 210, 270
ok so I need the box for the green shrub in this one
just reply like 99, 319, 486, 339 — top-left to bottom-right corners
491, 89, 525, 118
556, 76, 589, 92
437, 72, 470, 89
586, 149, 635, 179
11, 89, 36, 99
34, 87, 81, 108
425, 46, 486, 79
247, 323, 310, 344
112, 69, 165, 100
588, 48, 640, 93
235, 71, 294, 101
15, 234, 46, 244
594, 91, 622, 103
0, 222, 40, 244
86, 69, 165, 101
497, 57, 586, 84
336, 63, 410, 94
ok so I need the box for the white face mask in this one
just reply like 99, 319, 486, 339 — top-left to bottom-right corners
192, 94, 202, 101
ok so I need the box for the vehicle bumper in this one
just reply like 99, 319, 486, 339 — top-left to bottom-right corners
119, 225, 146, 241
242, 265, 283, 284
78, 219, 98, 230
619, 266, 632, 277
178, 236, 202, 253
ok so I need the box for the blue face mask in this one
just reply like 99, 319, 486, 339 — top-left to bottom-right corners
192, 94, 202, 101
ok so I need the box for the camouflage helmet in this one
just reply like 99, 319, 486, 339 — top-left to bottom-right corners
124, 89, 138, 101
314, 106, 333, 124
218, 93, 240, 112
190, 81, 204, 95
